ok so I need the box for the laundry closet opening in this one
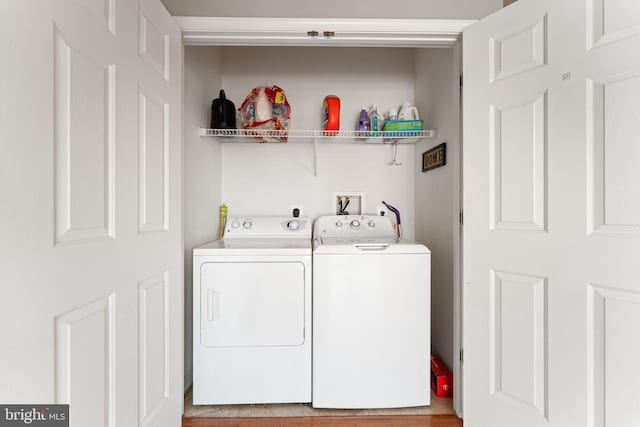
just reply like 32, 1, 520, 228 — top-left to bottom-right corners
183, 43, 462, 415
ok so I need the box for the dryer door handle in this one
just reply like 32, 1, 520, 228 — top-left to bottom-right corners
354, 243, 390, 251
207, 289, 220, 321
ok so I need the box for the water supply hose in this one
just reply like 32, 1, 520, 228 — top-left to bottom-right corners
382, 201, 402, 238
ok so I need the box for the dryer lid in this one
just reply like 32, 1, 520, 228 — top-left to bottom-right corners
194, 238, 311, 256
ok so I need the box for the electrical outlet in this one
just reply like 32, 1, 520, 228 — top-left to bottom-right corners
290, 204, 304, 218
377, 205, 388, 216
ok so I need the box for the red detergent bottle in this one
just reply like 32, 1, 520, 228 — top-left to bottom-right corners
322, 95, 340, 136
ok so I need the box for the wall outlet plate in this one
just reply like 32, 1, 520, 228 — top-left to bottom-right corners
377, 204, 388, 217
333, 192, 365, 215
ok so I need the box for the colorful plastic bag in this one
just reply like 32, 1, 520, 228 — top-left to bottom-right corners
239, 85, 291, 142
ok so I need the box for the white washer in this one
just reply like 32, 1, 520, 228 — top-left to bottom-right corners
312, 215, 431, 409
193, 216, 311, 405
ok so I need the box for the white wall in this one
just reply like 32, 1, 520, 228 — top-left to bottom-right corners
161, 0, 502, 20
183, 46, 223, 389
414, 47, 460, 371
219, 47, 417, 239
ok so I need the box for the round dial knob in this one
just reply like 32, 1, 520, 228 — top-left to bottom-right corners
231, 222, 240, 228
287, 220, 300, 231
243, 221, 252, 229
368, 221, 376, 227
335, 221, 343, 227
350, 220, 361, 228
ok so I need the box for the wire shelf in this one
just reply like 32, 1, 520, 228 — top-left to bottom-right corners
199, 128, 436, 143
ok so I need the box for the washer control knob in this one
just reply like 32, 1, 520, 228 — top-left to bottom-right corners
368, 221, 376, 227
287, 220, 300, 231
243, 221, 252, 229
335, 221, 343, 227
231, 222, 240, 228
350, 220, 361, 228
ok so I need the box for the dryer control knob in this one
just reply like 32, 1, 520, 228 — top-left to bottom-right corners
243, 221, 252, 229
350, 220, 361, 228
231, 222, 240, 228
335, 221, 343, 227
368, 221, 376, 227
287, 220, 300, 231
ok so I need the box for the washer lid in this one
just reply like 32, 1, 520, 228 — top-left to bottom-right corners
194, 238, 312, 256
319, 236, 397, 245
313, 237, 430, 255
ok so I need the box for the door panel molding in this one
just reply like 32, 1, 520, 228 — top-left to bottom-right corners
490, 14, 547, 83
55, 294, 116, 427
54, 28, 116, 245
139, 272, 171, 427
489, 270, 548, 419
587, 0, 640, 50
138, 6, 170, 81
586, 68, 640, 236
138, 86, 170, 234
489, 92, 548, 232
74, 0, 115, 34
587, 284, 640, 427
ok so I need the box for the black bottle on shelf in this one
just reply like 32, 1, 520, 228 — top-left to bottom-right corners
210, 89, 236, 129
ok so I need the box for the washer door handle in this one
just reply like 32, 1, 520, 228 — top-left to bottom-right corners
354, 243, 390, 251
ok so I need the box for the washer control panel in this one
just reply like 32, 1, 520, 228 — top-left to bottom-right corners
225, 216, 310, 238
315, 215, 395, 239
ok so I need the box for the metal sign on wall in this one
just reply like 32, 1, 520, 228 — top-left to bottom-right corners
422, 143, 446, 172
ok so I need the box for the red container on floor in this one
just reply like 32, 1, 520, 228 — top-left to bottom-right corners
431, 353, 452, 398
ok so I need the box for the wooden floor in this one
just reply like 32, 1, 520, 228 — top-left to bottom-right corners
183, 388, 462, 427
183, 414, 462, 426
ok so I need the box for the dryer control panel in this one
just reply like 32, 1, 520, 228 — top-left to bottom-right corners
225, 216, 311, 238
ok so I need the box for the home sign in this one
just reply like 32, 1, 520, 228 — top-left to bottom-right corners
422, 143, 446, 172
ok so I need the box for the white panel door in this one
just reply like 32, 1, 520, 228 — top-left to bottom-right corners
0, 1, 182, 427
464, 0, 640, 426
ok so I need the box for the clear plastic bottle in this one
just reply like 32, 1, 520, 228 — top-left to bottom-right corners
369, 104, 381, 137
255, 88, 272, 122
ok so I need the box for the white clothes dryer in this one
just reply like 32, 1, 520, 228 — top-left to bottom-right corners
193, 216, 311, 405
312, 215, 431, 409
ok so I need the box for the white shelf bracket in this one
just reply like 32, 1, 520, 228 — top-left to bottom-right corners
388, 143, 402, 166
313, 137, 318, 177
